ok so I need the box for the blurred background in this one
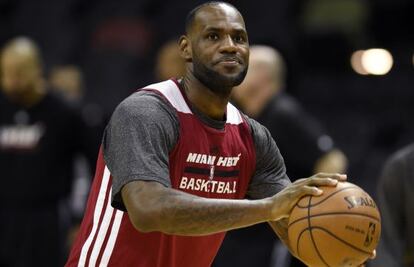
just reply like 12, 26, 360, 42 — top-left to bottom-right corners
0, 0, 413, 266
2, 0, 413, 195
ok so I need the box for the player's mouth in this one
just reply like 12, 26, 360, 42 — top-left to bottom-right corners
214, 56, 243, 66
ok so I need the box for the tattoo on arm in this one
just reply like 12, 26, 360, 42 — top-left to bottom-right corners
124, 181, 271, 236
156, 189, 252, 235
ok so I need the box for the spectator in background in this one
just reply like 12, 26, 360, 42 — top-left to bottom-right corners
48, 64, 104, 258
49, 65, 84, 102
48, 64, 105, 156
371, 144, 414, 267
231, 45, 347, 179
0, 37, 95, 266
214, 45, 347, 267
154, 38, 186, 81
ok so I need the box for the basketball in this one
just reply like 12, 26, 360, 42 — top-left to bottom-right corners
288, 181, 381, 267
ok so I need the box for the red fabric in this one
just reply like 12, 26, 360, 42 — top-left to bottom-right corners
66, 85, 256, 267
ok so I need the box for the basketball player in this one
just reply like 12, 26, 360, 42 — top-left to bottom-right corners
66, 2, 346, 266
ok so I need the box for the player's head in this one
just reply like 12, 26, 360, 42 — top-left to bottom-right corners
0, 37, 44, 99
179, 2, 249, 95
232, 45, 286, 117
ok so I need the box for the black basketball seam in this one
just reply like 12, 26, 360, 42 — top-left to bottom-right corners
296, 197, 313, 258
296, 228, 309, 259
308, 196, 330, 267
293, 225, 373, 266
296, 186, 360, 208
310, 226, 374, 255
288, 212, 380, 227
296, 196, 313, 258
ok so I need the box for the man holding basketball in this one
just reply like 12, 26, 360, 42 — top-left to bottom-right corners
66, 2, 348, 266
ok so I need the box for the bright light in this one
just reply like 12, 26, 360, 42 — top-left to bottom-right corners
350, 50, 369, 75
361, 48, 393, 75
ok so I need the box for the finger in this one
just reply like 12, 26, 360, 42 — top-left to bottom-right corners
292, 178, 308, 185
306, 177, 339, 187
293, 177, 338, 188
370, 249, 376, 259
313, 173, 347, 181
297, 185, 323, 197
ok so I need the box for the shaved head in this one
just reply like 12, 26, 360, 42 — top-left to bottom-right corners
249, 45, 286, 86
185, 1, 241, 34
231, 45, 287, 117
1, 37, 42, 69
1, 37, 44, 100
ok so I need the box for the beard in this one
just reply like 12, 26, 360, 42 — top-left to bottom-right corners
192, 54, 248, 96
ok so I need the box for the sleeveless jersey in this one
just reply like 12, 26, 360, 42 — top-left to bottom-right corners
66, 80, 257, 267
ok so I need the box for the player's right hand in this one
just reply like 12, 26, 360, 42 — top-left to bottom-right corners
268, 173, 347, 221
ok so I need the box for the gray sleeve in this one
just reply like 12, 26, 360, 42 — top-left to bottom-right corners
103, 91, 179, 211
245, 117, 291, 199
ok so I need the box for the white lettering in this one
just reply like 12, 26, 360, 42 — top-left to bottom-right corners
179, 177, 238, 194
185, 153, 242, 167
0, 124, 44, 149
200, 180, 209, 192
223, 182, 231, 193
187, 178, 195, 190
207, 156, 216, 165
194, 179, 202, 190
200, 154, 207, 164
233, 154, 241, 166
195, 154, 202, 163
217, 181, 225, 193
226, 158, 233, 167
186, 153, 198, 163
179, 177, 188, 189
210, 180, 218, 191
216, 157, 227, 166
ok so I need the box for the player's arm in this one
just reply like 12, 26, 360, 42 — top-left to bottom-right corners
122, 180, 271, 235
245, 117, 346, 254
122, 174, 341, 236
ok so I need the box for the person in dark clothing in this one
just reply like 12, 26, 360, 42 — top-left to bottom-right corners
370, 144, 414, 267
214, 45, 347, 267
0, 37, 96, 266
232, 45, 348, 180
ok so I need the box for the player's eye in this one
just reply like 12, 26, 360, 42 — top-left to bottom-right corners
207, 33, 219, 41
233, 35, 246, 43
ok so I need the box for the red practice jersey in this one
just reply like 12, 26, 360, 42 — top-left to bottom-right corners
66, 80, 257, 267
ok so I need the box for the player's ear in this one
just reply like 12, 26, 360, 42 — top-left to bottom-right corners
179, 35, 192, 62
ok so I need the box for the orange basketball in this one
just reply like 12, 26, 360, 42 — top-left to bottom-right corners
288, 181, 381, 267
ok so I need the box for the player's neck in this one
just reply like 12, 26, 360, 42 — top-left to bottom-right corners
181, 74, 231, 121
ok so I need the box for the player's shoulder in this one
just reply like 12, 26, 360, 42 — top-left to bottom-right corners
111, 81, 179, 127
241, 113, 264, 133
240, 113, 274, 145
